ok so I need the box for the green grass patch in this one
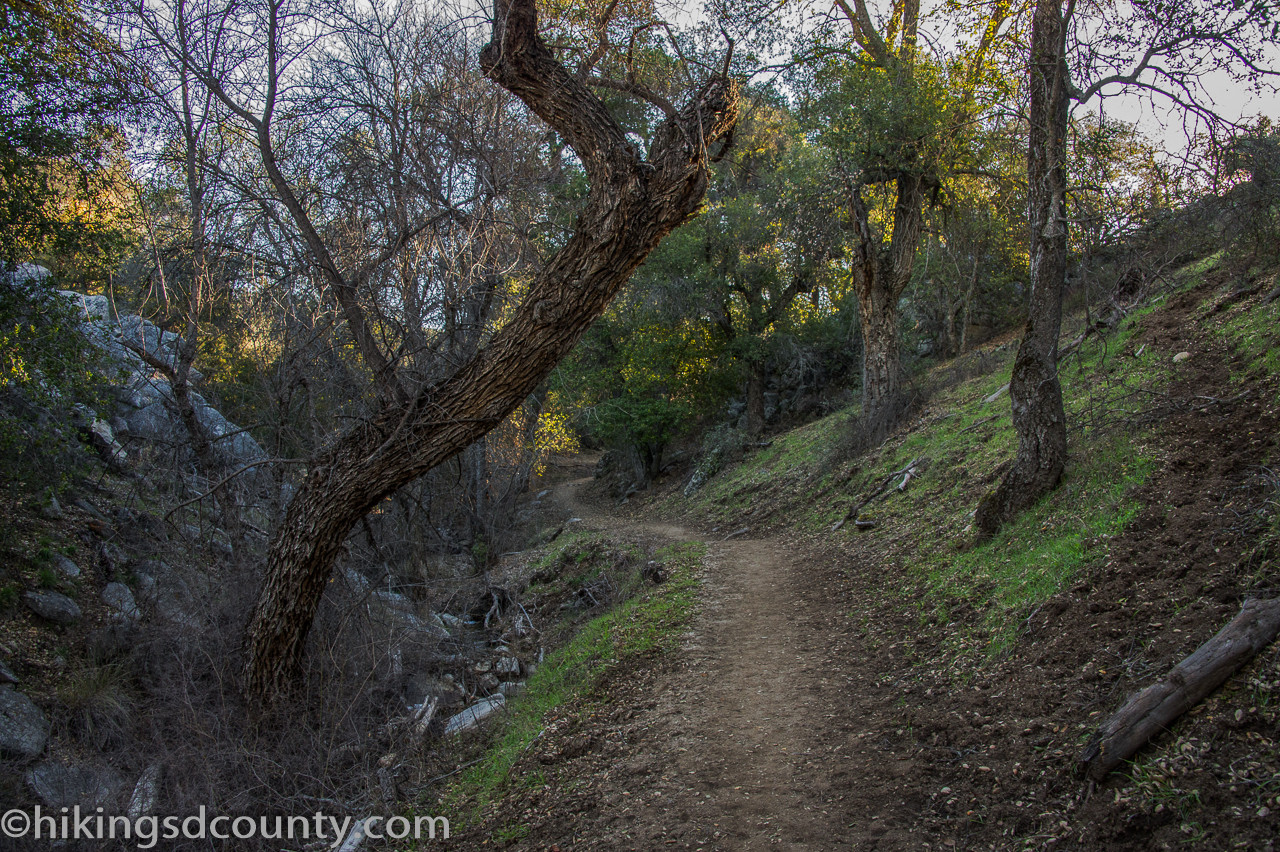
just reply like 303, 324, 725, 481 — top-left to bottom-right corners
1210, 279, 1280, 390
893, 317, 1163, 655
1179, 250, 1225, 280
438, 541, 704, 828
664, 408, 861, 533
672, 302, 1169, 663
920, 431, 1155, 655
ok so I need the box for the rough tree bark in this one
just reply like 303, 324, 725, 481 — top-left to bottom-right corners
848, 172, 929, 433
1080, 598, 1280, 780
974, 0, 1069, 539
241, 0, 738, 704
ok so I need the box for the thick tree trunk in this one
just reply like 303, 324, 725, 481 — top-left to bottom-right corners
242, 0, 737, 705
857, 276, 902, 425
975, 0, 1069, 539
850, 173, 927, 434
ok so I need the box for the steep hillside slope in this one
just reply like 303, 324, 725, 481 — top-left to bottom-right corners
432, 261, 1280, 850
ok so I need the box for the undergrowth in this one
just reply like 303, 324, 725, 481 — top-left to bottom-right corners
437, 540, 704, 831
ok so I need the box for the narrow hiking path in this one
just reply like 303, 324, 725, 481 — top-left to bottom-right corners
475, 470, 854, 850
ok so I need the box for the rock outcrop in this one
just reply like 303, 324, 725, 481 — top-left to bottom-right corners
60, 289, 268, 476
0, 687, 49, 760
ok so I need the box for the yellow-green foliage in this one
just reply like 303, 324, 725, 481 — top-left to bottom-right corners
0, 278, 110, 494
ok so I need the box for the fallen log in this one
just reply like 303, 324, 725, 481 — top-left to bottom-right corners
958, 415, 998, 435
1079, 598, 1280, 780
831, 458, 925, 531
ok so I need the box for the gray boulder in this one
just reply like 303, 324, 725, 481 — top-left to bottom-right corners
24, 591, 82, 624
38, 494, 64, 520
0, 660, 17, 684
102, 582, 141, 624
26, 762, 126, 809
0, 687, 48, 759
51, 554, 80, 579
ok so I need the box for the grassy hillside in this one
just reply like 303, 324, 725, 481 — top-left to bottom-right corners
665, 262, 1274, 659
644, 258, 1280, 847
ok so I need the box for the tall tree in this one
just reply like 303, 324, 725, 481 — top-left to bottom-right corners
806, 0, 1020, 442
976, 0, 1279, 537
975, 0, 1068, 537
231, 0, 737, 704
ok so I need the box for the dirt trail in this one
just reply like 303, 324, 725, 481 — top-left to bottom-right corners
538, 473, 847, 850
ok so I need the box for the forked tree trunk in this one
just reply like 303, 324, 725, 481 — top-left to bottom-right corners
975, 0, 1069, 539
850, 173, 928, 433
241, 0, 738, 705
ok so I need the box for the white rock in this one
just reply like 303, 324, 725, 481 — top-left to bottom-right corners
127, 765, 162, 818
494, 655, 520, 677
443, 696, 506, 735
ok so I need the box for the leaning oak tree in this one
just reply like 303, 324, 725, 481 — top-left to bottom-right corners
974, 0, 1068, 537
241, 0, 737, 704
976, 0, 1279, 538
